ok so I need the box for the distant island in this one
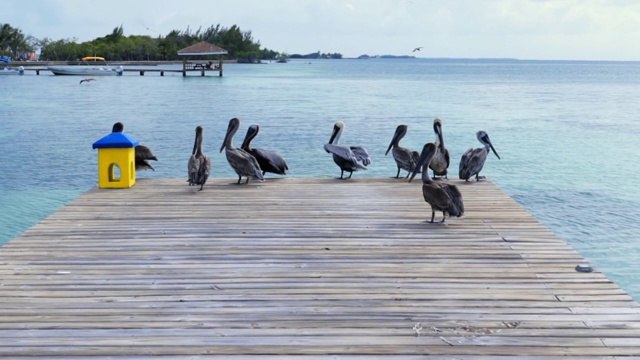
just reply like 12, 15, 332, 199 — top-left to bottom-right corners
357, 55, 416, 59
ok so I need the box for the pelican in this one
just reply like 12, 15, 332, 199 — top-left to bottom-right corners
220, 118, 264, 184
459, 130, 500, 182
385, 124, 419, 178
429, 118, 450, 179
79, 78, 95, 84
324, 121, 371, 179
110, 122, 158, 171
187, 126, 211, 191
241, 124, 289, 176
135, 145, 158, 171
409, 143, 464, 223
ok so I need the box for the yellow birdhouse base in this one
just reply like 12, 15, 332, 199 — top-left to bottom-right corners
97, 148, 136, 189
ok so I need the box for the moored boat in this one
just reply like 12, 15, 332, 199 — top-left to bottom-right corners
0, 66, 24, 75
48, 56, 123, 76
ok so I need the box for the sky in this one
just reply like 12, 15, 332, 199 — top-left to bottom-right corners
3, 0, 640, 60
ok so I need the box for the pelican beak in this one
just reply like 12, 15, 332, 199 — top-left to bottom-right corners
408, 144, 432, 183
480, 133, 500, 160
386, 125, 407, 156
435, 123, 445, 149
328, 124, 340, 145
489, 143, 500, 160
385, 126, 402, 156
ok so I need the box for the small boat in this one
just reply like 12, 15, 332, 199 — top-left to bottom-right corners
48, 56, 123, 76
0, 66, 24, 75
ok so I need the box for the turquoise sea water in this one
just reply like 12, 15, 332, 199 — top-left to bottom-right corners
1, 58, 640, 298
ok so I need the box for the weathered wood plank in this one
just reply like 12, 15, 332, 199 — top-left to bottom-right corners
0, 178, 638, 357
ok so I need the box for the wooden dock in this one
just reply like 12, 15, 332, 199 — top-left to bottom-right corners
22, 67, 221, 76
1, 178, 639, 358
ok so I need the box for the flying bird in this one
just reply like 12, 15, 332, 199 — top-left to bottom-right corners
79, 78, 95, 84
412, 47, 423, 52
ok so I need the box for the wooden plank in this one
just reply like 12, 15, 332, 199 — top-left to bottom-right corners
0, 178, 638, 357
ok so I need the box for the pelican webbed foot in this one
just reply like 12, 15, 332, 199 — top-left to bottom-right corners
475, 175, 487, 181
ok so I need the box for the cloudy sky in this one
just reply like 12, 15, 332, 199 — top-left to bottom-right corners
3, 0, 640, 60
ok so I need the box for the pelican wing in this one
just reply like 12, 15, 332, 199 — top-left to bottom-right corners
226, 148, 264, 180
188, 154, 199, 185
392, 146, 417, 172
423, 183, 464, 217
324, 143, 359, 164
135, 145, 157, 161
441, 183, 464, 217
251, 148, 289, 175
350, 146, 371, 166
198, 156, 211, 185
459, 148, 487, 180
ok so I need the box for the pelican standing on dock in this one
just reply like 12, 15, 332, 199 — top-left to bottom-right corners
385, 124, 419, 178
111, 122, 158, 171
188, 126, 211, 191
220, 118, 264, 184
241, 124, 289, 176
429, 118, 450, 179
459, 130, 500, 182
324, 121, 371, 179
409, 143, 464, 223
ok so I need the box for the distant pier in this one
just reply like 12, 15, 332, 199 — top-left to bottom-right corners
14, 60, 229, 76
0, 178, 639, 357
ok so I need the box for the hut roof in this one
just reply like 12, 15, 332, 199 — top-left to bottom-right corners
177, 41, 228, 56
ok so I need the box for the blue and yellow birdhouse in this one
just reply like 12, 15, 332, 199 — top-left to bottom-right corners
92, 131, 139, 189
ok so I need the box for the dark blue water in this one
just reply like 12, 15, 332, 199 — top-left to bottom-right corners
2, 58, 640, 298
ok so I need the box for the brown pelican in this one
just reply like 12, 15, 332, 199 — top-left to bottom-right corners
459, 130, 500, 182
409, 143, 464, 223
79, 78, 95, 84
110, 122, 158, 171
429, 118, 450, 179
241, 124, 289, 176
220, 118, 264, 184
135, 145, 158, 171
385, 124, 419, 178
324, 121, 371, 179
188, 126, 211, 190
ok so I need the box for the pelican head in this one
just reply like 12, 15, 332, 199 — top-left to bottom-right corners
220, 117, 241, 152
241, 124, 260, 150
112, 122, 124, 133
408, 143, 437, 183
326, 121, 345, 152
193, 126, 204, 155
477, 130, 500, 160
385, 124, 408, 156
433, 118, 444, 144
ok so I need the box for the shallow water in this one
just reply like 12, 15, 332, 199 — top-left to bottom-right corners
1, 58, 640, 298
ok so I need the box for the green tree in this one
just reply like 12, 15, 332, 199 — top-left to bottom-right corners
0, 23, 33, 59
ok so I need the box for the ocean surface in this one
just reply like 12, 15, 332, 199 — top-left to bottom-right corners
1, 58, 640, 299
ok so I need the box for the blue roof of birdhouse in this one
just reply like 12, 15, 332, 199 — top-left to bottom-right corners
92, 132, 139, 149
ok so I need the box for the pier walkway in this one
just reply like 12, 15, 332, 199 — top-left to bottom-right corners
0, 178, 639, 358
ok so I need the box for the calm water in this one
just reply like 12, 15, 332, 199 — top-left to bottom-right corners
2, 58, 640, 298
